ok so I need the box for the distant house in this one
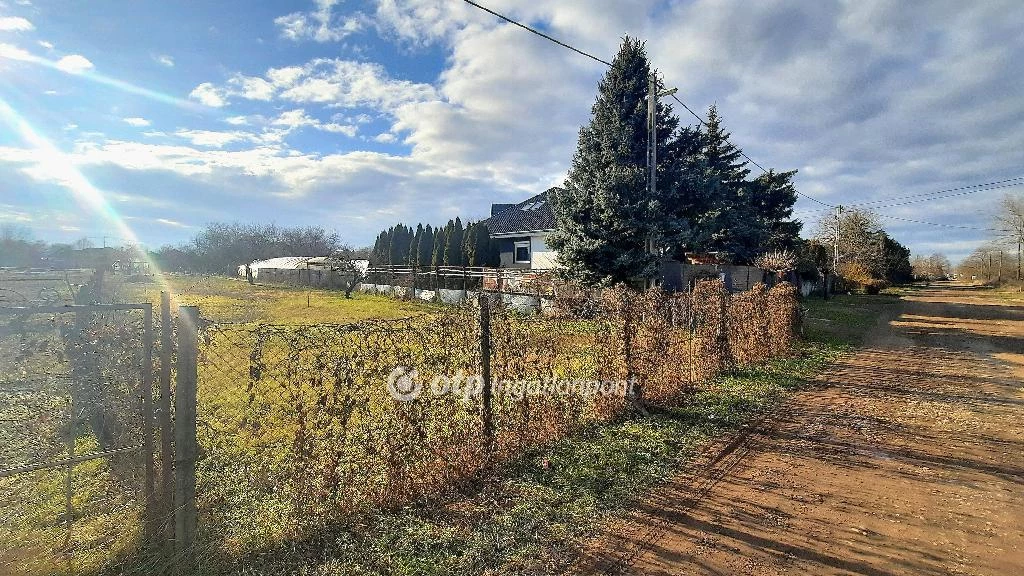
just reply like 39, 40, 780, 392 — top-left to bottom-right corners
484, 188, 559, 270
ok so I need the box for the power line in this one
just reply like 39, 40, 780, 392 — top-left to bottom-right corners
793, 178, 1024, 218
460, 0, 612, 66
847, 176, 1024, 209
460, 0, 837, 209
874, 214, 1010, 233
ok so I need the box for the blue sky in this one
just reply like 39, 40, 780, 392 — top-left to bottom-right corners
1, 0, 1023, 262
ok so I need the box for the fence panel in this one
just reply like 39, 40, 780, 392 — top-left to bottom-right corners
0, 303, 157, 575
178, 280, 802, 570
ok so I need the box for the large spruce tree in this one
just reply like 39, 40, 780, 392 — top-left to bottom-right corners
690, 105, 760, 262
750, 169, 801, 252
548, 37, 689, 285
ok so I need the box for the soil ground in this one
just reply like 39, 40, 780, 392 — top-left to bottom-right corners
575, 284, 1024, 575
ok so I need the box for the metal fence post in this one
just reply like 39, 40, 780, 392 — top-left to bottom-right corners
174, 305, 199, 571
477, 293, 493, 464
141, 304, 156, 540
159, 292, 174, 543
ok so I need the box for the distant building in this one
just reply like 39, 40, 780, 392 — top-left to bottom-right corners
484, 188, 559, 270
239, 257, 368, 286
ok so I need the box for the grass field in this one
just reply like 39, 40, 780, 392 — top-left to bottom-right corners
128, 274, 434, 324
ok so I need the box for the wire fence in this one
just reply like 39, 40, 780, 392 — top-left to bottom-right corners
0, 277, 800, 574
0, 303, 156, 576
187, 279, 800, 568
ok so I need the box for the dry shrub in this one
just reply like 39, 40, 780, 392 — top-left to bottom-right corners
767, 282, 799, 354
489, 301, 623, 458
689, 279, 729, 384
727, 282, 771, 366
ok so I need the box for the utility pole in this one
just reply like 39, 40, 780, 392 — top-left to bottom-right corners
833, 205, 843, 274
646, 73, 676, 287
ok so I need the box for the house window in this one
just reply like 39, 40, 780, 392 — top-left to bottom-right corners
514, 241, 531, 264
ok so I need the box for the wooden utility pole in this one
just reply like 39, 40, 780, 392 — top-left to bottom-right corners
141, 304, 156, 539
645, 73, 677, 289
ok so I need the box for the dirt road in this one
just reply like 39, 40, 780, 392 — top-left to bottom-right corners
577, 286, 1024, 575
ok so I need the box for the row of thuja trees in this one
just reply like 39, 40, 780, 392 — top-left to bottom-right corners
369, 218, 499, 268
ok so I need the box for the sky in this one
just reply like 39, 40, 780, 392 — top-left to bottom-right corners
0, 0, 1022, 262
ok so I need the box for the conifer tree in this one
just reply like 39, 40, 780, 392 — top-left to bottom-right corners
691, 105, 760, 263
432, 221, 451, 266
444, 217, 465, 266
547, 37, 686, 285
418, 224, 434, 267
409, 224, 424, 266
750, 169, 801, 252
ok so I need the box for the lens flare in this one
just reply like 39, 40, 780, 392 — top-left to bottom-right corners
0, 96, 178, 302
0, 43, 204, 110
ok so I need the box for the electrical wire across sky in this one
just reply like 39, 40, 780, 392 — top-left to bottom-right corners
459, 0, 1017, 235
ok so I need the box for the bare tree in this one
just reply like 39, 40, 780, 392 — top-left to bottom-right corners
912, 253, 952, 282
959, 243, 1009, 283
994, 194, 1024, 282
814, 208, 885, 277
326, 247, 369, 299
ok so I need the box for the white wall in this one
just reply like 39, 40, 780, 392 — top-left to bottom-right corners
530, 233, 559, 270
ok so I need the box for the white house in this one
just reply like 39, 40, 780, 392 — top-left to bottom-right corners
484, 188, 559, 270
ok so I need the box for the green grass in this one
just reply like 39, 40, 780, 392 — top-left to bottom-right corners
128, 274, 434, 324
801, 292, 898, 346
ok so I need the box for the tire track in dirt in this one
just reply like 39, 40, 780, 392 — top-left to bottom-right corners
573, 286, 1024, 575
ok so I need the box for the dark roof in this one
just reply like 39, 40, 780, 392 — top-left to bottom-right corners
484, 188, 558, 236
490, 203, 515, 217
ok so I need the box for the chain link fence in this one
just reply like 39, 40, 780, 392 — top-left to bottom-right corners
183, 279, 799, 569
0, 277, 800, 574
0, 303, 156, 576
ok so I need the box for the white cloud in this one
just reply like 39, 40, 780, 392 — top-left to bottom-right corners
269, 108, 358, 137
0, 42, 33, 61
228, 74, 274, 100
0, 16, 33, 31
156, 218, 191, 228
191, 59, 437, 114
188, 82, 227, 107
54, 54, 94, 74
320, 122, 358, 137
274, 0, 363, 42
374, 132, 397, 143
37, 40, 53, 49
153, 54, 174, 67
224, 115, 249, 126
372, 0, 475, 46
174, 129, 250, 148
123, 117, 151, 127
270, 108, 317, 129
